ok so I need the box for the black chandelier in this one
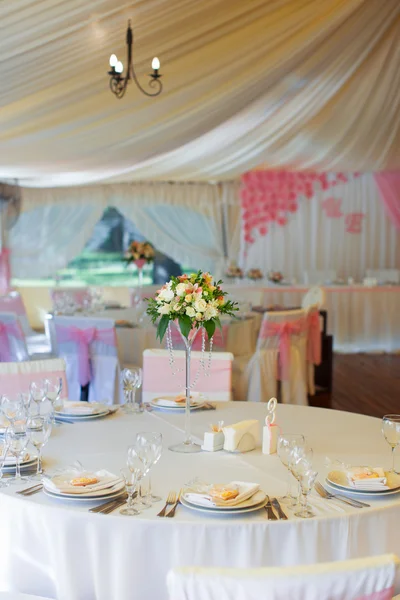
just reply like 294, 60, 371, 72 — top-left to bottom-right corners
108, 20, 162, 99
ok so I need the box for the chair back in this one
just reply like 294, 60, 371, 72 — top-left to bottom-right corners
0, 358, 67, 398
53, 316, 118, 403
0, 312, 29, 362
142, 349, 233, 402
304, 270, 337, 285
301, 286, 326, 310
167, 554, 400, 600
366, 269, 399, 284
0, 292, 33, 336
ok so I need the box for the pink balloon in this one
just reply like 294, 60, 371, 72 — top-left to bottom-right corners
259, 226, 268, 236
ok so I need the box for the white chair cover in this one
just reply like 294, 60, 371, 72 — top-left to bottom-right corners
304, 270, 337, 284
0, 359, 67, 398
245, 309, 308, 405
52, 316, 119, 405
366, 269, 399, 284
301, 286, 326, 310
167, 554, 400, 600
142, 349, 233, 403
0, 312, 29, 362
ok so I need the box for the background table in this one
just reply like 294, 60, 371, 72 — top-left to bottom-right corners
1, 403, 400, 600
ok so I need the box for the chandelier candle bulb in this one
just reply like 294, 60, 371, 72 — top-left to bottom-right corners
152, 57, 160, 71
262, 397, 278, 455
109, 54, 118, 68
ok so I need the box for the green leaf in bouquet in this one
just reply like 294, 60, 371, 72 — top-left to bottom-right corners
214, 316, 222, 332
178, 314, 192, 339
204, 319, 216, 340
157, 315, 170, 342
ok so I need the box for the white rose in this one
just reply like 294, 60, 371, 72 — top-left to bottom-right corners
173, 303, 181, 312
204, 306, 218, 320
195, 312, 203, 320
175, 283, 187, 297
158, 288, 174, 302
186, 306, 196, 318
194, 298, 207, 312
157, 303, 171, 315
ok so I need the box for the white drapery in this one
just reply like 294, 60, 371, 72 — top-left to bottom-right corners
0, 0, 399, 187
241, 173, 400, 282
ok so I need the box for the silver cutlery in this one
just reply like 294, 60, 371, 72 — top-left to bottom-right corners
315, 482, 370, 508
157, 491, 176, 517
89, 494, 128, 514
99, 495, 128, 515
271, 497, 288, 520
264, 496, 277, 520
203, 403, 216, 411
166, 489, 182, 518
17, 483, 43, 496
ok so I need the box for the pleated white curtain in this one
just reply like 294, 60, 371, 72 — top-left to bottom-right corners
241, 173, 400, 282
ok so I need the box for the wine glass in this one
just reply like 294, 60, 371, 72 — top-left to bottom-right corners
30, 381, 46, 416
288, 445, 314, 509
44, 377, 63, 414
119, 467, 141, 516
0, 436, 10, 488
135, 432, 163, 502
382, 415, 400, 474
5, 426, 30, 484
295, 469, 318, 518
277, 433, 305, 504
127, 445, 148, 510
121, 369, 138, 413
0, 395, 25, 425
27, 416, 52, 480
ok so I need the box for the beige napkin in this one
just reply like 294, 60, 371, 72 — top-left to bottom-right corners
223, 420, 260, 452
348, 467, 388, 490
43, 469, 123, 495
57, 401, 107, 416
184, 481, 260, 508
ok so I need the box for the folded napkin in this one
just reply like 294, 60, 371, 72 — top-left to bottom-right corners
223, 420, 260, 452
43, 469, 123, 495
56, 401, 107, 416
1, 452, 30, 465
156, 392, 203, 408
348, 467, 389, 490
184, 481, 260, 508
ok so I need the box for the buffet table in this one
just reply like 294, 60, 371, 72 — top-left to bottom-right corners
1, 403, 400, 600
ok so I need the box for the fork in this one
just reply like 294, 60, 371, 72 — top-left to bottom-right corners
157, 491, 176, 517
166, 489, 182, 518
315, 482, 370, 508
17, 483, 43, 496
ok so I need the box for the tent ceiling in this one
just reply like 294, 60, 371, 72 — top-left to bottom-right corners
0, 0, 399, 187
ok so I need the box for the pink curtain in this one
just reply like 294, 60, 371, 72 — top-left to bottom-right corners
0, 247, 11, 295
374, 172, 400, 230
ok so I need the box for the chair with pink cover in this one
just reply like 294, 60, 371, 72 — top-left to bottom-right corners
301, 287, 324, 396
52, 316, 120, 404
0, 292, 51, 357
142, 349, 233, 403
245, 309, 308, 405
0, 358, 67, 399
167, 554, 400, 600
0, 312, 29, 363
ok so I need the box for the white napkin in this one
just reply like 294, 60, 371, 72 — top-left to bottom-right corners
184, 481, 260, 507
348, 467, 389, 490
43, 469, 123, 495
155, 392, 202, 408
223, 420, 260, 452
56, 401, 107, 416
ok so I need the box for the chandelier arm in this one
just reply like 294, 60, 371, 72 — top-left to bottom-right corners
130, 62, 163, 97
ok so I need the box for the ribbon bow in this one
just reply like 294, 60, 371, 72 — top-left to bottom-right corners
0, 320, 23, 362
307, 311, 322, 366
260, 318, 306, 381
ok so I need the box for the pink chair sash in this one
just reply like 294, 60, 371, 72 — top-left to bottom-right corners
0, 320, 24, 362
260, 317, 306, 380
307, 311, 322, 365
0, 294, 26, 316
358, 587, 394, 600
0, 248, 11, 296
55, 326, 117, 386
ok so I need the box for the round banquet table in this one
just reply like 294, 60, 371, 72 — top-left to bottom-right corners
1, 403, 400, 600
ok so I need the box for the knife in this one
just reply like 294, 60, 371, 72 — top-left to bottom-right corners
264, 497, 277, 520
89, 493, 128, 514
271, 498, 288, 520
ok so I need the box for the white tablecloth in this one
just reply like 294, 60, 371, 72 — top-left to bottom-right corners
1, 403, 400, 599
225, 283, 400, 352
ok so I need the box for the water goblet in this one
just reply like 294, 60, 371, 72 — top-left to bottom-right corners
127, 445, 148, 510
382, 415, 400, 474
295, 469, 318, 518
5, 426, 30, 485
44, 377, 63, 415
121, 369, 138, 413
0, 395, 24, 425
30, 381, 46, 416
277, 433, 305, 504
135, 432, 163, 502
120, 467, 141, 516
27, 416, 52, 480
0, 436, 10, 488
288, 445, 314, 509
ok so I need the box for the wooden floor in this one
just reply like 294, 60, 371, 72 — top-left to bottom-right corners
311, 354, 400, 418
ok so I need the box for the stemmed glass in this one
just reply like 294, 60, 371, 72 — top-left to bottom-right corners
44, 377, 63, 414
382, 415, 400, 474
121, 368, 143, 413
135, 432, 163, 503
27, 416, 52, 480
5, 426, 30, 484
0, 436, 10, 488
0, 395, 25, 425
127, 445, 148, 510
277, 433, 305, 504
30, 381, 46, 416
119, 467, 141, 516
288, 445, 314, 510
295, 469, 318, 518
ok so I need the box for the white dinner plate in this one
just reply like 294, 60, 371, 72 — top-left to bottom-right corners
3, 458, 38, 472
183, 489, 266, 511
150, 397, 205, 411
326, 470, 400, 495
56, 402, 110, 418
43, 479, 125, 499
180, 495, 268, 516
43, 487, 125, 502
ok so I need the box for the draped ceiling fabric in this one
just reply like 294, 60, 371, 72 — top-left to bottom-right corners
0, 0, 399, 188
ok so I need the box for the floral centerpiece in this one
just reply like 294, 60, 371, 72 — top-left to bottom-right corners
147, 271, 237, 453
225, 264, 243, 279
125, 240, 155, 289
247, 268, 263, 280
268, 270, 284, 284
